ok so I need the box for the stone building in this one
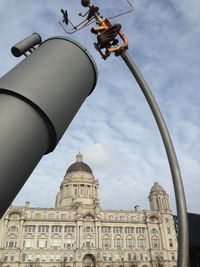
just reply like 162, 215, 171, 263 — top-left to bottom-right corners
0, 153, 177, 267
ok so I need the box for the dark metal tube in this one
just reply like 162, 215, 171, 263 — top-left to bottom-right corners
120, 50, 189, 267
11, 33, 42, 57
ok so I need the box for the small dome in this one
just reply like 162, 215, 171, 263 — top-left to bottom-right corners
66, 153, 93, 174
150, 182, 165, 193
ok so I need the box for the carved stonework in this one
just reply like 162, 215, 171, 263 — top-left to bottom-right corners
83, 215, 95, 221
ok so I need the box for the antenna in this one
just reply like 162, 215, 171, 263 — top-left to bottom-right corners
59, 0, 134, 59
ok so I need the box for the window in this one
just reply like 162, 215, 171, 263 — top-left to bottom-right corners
9, 213, 20, 220
114, 236, 123, 247
169, 239, 173, 248
41, 213, 48, 219
113, 227, 123, 233
83, 235, 94, 248
8, 226, 18, 232
51, 238, 61, 248
54, 213, 61, 220
4, 255, 8, 262
84, 226, 93, 233
165, 218, 169, 223
171, 253, 175, 260
126, 237, 134, 247
150, 216, 158, 223
28, 254, 32, 261
101, 227, 111, 233
36, 254, 40, 262
50, 254, 54, 261
137, 236, 146, 248
64, 226, 74, 233
102, 236, 111, 248
167, 227, 171, 234
151, 228, 158, 234
23, 238, 34, 248
64, 237, 74, 248
151, 236, 160, 248
22, 253, 26, 261
140, 254, 143, 260
73, 185, 77, 195
10, 255, 14, 261
125, 227, 134, 233
37, 239, 47, 248
136, 227, 145, 234
24, 225, 35, 232
51, 225, 62, 232
6, 239, 17, 249
42, 254, 46, 261
38, 225, 49, 233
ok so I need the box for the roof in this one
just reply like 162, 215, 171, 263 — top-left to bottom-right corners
66, 153, 93, 174
150, 182, 165, 193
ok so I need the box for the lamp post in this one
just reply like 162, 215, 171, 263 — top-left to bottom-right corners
76, 1, 189, 265
120, 50, 188, 267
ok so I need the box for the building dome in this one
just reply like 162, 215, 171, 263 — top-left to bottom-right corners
150, 182, 165, 193
66, 153, 93, 174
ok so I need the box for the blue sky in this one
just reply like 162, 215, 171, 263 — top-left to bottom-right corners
0, 0, 200, 214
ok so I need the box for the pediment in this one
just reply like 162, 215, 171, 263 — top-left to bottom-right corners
77, 212, 100, 221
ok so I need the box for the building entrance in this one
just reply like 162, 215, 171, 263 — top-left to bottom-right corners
83, 254, 96, 267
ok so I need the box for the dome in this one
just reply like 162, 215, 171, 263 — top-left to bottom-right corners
66, 153, 93, 174
150, 182, 165, 193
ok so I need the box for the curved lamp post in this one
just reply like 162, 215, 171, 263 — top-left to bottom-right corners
74, 1, 189, 265
74, 2, 189, 265
120, 50, 189, 267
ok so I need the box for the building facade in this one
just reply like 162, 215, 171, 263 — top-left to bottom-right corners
0, 153, 177, 267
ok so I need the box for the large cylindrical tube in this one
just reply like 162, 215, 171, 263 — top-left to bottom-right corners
0, 36, 97, 218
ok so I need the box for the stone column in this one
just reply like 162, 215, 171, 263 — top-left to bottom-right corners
47, 224, 51, 249
123, 227, 126, 249
111, 227, 114, 249
18, 218, 25, 249
95, 226, 98, 248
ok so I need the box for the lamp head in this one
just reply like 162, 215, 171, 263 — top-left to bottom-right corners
81, 0, 90, 7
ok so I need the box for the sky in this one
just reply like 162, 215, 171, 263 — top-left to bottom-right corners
0, 0, 200, 214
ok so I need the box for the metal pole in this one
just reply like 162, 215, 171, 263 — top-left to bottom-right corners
120, 50, 189, 267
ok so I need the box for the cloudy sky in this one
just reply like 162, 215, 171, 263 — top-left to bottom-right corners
0, 0, 199, 214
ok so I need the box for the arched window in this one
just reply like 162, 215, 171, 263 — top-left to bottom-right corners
126, 235, 135, 247
114, 235, 123, 247
64, 235, 74, 249
41, 212, 48, 219
8, 226, 18, 232
84, 226, 93, 233
23, 235, 34, 248
67, 212, 73, 220
9, 212, 21, 220
150, 216, 158, 223
37, 234, 48, 248
151, 235, 160, 248
137, 235, 146, 248
102, 235, 111, 248
54, 213, 61, 220
150, 228, 159, 234
83, 234, 94, 248
50, 237, 61, 248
